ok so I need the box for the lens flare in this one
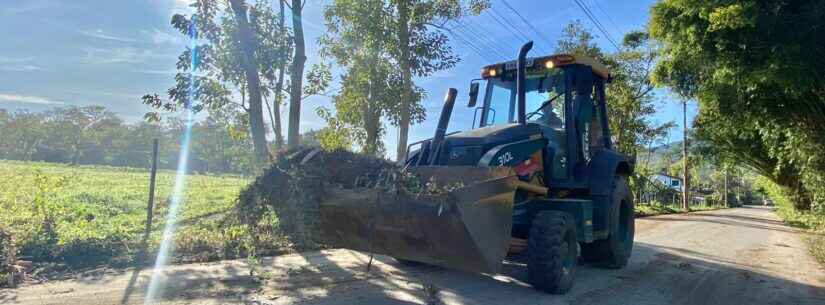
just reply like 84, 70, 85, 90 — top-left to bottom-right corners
144, 16, 199, 304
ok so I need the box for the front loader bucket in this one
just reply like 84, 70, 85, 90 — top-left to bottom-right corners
317, 166, 517, 273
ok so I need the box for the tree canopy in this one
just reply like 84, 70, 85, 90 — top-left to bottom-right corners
650, 0, 825, 210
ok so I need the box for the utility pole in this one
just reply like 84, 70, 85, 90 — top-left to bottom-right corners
723, 168, 729, 207
682, 100, 690, 211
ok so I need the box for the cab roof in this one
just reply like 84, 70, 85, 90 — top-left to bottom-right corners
481, 54, 610, 80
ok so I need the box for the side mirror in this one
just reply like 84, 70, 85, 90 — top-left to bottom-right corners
468, 82, 480, 108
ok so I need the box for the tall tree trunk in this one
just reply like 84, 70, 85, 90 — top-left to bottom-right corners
272, 0, 287, 149
395, 0, 413, 162
229, 0, 269, 165
682, 100, 689, 210
363, 69, 380, 156
287, 0, 306, 148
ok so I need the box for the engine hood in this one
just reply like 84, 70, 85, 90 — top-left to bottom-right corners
431, 123, 544, 166
444, 123, 543, 146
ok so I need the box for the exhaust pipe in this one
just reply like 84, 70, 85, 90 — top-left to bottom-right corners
428, 88, 458, 165
516, 41, 533, 125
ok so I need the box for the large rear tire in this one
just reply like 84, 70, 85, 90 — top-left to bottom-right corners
581, 176, 634, 268
527, 211, 577, 294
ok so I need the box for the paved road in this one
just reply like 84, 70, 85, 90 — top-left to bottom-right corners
2, 206, 824, 305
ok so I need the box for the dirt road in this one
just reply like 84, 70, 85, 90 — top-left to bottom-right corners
2, 206, 824, 305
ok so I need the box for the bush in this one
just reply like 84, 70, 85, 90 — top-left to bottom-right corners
756, 176, 825, 266
0, 227, 18, 287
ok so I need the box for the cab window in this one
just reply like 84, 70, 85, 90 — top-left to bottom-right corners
483, 79, 515, 125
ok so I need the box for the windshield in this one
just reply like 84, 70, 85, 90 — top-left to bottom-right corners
482, 69, 566, 127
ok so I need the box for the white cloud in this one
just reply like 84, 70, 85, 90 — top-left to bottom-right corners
0, 56, 43, 72
0, 64, 41, 72
0, 93, 64, 105
0, 56, 30, 63
80, 47, 161, 64
132, 68, 178, 75
141, 28, 182, 45
79, 29, 138, 42
171, 0, 195, 14
1, 0, 62, 15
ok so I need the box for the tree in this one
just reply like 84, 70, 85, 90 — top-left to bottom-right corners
42, 106, 123, 165
286, 0, 306, 148
229, 0, 269, 164
0, 110, 45, 160
322, 0, 489, 160
320, 0, 425, 155
556, 20, 607, 62
143, 0, 305, 165
269, 0, 290, 148
143, 0, 330, 164
649, 0, 825, 210
391, 0, 489, 161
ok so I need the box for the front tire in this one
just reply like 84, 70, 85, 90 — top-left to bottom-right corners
527, 211, 577, 294
581, 176, 635, 268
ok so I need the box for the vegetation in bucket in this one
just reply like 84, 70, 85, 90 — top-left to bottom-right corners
234, 148, 462, 251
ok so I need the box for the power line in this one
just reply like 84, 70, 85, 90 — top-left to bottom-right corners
573, 0, 621, 51
499, 0, 554, 51
575, 0, 621, 51
446, 24, 498, 63
487, 8, 531, 44
453, 19, 510, 60
457, 19, 509, 58
464, 17, 522, 58
590, 0, 621, 33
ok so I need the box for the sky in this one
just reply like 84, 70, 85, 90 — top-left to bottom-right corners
0, 0, 696, 159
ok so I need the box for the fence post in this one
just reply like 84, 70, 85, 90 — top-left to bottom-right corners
142, 139, 159, 259
122, 139, 160, 304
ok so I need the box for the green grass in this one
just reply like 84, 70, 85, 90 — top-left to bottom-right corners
773, 203, 825, 267
756, 176, 825, 267
634, 202, 725, 217
0, 160, 256, 268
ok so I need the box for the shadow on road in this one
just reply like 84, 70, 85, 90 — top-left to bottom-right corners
3, 243, 823, 305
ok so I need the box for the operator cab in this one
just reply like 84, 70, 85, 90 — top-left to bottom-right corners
406, 53, 612, 187
473, 54, 611, 184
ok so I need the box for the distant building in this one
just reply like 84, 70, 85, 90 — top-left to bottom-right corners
650, 173, 683, 192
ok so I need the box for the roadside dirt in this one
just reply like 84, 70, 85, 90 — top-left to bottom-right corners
2, 206, 824, 305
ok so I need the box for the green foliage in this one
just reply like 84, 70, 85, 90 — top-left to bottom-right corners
0, 160, 250, 268
556, 20, 607, 62
319, 0, 427, 155
634, 203, 721, 217
0, 110, 46, 161
649, 0, 825, 211
0, 227, 17, 287
756, 175, 825, 266
319, 0, 486, 156
144, 0, 329, 155
0, 105, 255, 174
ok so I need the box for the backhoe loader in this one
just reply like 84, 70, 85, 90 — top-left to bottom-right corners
313, 41, 634, 294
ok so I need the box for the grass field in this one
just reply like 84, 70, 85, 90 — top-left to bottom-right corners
0, 160, 258, 269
